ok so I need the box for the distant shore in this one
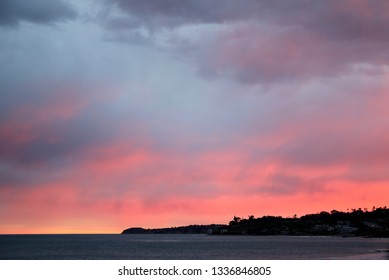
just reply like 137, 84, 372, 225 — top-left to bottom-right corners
122, 207, 389, 238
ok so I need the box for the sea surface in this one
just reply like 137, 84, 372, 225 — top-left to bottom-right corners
0, 234, 388, 260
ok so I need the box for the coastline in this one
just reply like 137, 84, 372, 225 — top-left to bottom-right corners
329, 251, 389, 260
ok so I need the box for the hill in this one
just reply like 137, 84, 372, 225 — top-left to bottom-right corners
122, 206, 389, 237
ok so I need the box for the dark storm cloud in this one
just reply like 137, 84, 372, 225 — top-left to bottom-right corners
108, 0, 389, 40
0, 0, 77, 26
105, 0, 389, 84
107, 0, 250, 28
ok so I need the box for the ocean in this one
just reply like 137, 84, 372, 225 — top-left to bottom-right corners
0, 234, 388, 260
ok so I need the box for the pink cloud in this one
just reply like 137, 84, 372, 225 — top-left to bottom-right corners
2, 1, 389, 234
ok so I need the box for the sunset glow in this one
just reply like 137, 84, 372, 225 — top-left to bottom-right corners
1, 0, 389, 233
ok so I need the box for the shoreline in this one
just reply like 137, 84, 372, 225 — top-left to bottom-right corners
328, 251, 389, 260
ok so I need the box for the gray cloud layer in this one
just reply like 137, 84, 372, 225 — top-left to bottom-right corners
104, 0, 389, 84
0, 0, 77, 26
108, 0, 389, 39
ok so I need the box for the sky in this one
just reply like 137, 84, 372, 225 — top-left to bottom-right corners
1, 0, 389, 234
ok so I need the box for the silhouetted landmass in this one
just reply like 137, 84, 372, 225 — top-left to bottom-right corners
122, 206, 389, 237
122, 224, 225, 234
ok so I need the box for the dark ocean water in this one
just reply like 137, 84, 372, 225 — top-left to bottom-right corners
0, 234, 388, 260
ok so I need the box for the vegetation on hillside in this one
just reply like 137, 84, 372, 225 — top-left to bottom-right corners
217, 206, 389, 237
122, 206, 389, 237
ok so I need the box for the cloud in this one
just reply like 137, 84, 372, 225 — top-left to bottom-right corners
2, 1, 389, 233
107, 0, 389, 38
0, 0, 77, 26
258, 174, 327, 196
103, 0, 389, 84
279, 125, 389, 168
106, 0, 247, 28
0, 83, 93, 166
